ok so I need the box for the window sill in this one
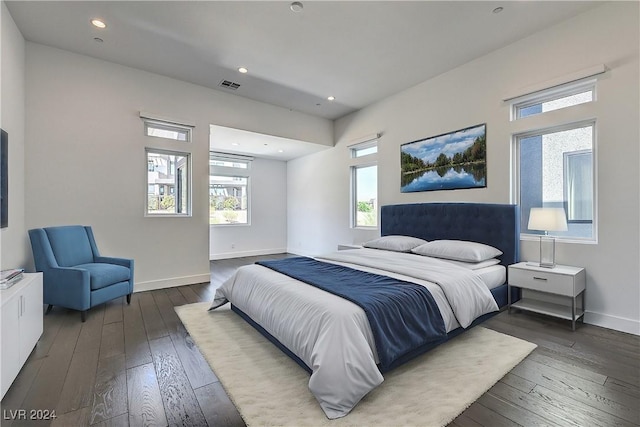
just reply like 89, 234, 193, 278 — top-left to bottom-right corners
520, 234, 597, 245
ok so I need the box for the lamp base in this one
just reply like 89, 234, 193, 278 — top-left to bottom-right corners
538, 235, 556, 268
526, 261, 556, 268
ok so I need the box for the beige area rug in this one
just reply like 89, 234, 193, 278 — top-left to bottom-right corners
176, 302, 536, 427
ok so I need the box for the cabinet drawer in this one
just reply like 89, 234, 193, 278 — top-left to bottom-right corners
509, 268, 576, 296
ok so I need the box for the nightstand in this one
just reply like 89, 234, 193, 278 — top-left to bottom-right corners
508, 262, 586, 330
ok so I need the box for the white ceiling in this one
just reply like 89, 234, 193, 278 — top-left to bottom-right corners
210, 125, 330, 161
7, 1, 601, 123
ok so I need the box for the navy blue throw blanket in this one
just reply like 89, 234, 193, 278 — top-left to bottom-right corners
256, 257, 446, 372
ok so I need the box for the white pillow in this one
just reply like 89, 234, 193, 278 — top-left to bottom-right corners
411, 240, 503, 262
437, 258, 501, 270
362, 235, 428, 252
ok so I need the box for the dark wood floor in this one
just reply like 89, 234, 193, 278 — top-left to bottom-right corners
1, 254, 638, 426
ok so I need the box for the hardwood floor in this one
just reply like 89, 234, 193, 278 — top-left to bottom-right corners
1, 254, 638, 426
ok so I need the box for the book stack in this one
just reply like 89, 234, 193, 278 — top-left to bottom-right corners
0, 268, 24, 290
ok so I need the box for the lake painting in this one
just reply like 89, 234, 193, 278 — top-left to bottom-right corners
401, 123, 487, 192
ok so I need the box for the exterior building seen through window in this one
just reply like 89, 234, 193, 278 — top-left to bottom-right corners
146, 149, 190, 215
518, 124, 594, 240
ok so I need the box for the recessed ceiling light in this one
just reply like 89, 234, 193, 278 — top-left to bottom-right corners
231, 142, 239, 146
278, 149, 284, 153
91, 19, 107, 29
290, 2, 303, 12
492, 7, 504, 14
238, 67, 248, 74
327, 96, 335, 101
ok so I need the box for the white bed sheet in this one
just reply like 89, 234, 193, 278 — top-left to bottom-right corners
210, 249, 499, 419
430, 257, 506, 290
475, 264, 506, 290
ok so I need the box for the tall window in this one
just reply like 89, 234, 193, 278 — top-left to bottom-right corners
350, 139, 378, 228
512, 77, 597, 242
517, 123, 594, 240
209, 153, 251, 225
146, 149, 190, 216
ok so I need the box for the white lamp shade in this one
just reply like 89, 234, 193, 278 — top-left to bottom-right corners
528, 207, 568, 232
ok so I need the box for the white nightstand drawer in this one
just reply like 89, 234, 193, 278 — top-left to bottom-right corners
507, 262, 585, 330
509, 267, 576, 296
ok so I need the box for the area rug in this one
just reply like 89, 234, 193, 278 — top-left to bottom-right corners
176, 302, 536, 427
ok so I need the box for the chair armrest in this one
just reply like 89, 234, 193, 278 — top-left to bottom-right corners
95, 256, 133, 269
44, 267, 91, 311
47, 266, 90, 281
95, 257, 134, 294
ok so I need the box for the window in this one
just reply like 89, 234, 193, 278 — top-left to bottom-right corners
146, 149, 191, 216
352, 143, 378, 158
511, 75, 599, 242
512, 80, 594, 120
515, 122, 595, 240
210, 153, 251, 225
353, 165, 378, 227
564, 150, 593, 222
141, 115, 193, 142
350, 139, 378, 228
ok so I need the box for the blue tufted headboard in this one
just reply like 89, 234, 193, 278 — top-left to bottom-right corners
381, 203, 520, 267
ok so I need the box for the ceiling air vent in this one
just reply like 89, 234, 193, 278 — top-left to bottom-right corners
219, 80, 241, 90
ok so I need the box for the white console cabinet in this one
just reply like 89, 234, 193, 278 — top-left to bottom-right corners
1, 273, 43, 399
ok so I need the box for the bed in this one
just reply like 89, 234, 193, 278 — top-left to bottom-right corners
210, 202, 520, 419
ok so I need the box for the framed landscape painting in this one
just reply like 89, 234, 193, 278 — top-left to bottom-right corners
401, 123, 487, 193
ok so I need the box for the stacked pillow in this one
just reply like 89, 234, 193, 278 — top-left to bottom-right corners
362, 235, 428, 252
411, 239, 502, 262
362, 236, 503, 269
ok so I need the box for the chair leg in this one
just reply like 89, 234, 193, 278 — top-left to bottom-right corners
126, 293, 132, 305
45, 304, 53, 315
81, 310, 87, 323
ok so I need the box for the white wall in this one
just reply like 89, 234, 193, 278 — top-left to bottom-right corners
0, 3, 27, 270
210, 157, 288, 259
288, 2, 639, 334
24, 43, 332, 291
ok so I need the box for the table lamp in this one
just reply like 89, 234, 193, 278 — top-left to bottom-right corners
527, 207, 568, 268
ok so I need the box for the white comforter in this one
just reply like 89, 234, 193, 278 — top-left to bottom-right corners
210, 249, 498, 419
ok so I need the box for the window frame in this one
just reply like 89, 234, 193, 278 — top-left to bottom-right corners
143, 118, 193, 142
145, 148, 192, 217
563, 149, 593, 224
511, 79, 596, 121
349, 139, 379, 229
351, 141, 378, 158
512, 120, 597, 243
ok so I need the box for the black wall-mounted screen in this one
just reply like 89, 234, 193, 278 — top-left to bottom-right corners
1, 129, 7, 228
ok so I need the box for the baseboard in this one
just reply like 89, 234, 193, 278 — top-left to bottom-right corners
134, 273, 211, 293
584, 311, 640, 336
209, 247, 287, 260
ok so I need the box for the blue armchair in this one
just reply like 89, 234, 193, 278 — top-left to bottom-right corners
28, 225, 134, 322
